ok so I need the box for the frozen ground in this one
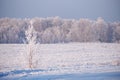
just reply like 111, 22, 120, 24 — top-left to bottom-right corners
0, 43, 120, 80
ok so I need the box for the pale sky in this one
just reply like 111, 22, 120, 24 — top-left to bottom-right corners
0, 0, 120, 21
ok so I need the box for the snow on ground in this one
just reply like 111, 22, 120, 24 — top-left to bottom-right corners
0, 43, 120, 80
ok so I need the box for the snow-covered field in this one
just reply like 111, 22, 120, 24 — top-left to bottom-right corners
0, 43, 120, 80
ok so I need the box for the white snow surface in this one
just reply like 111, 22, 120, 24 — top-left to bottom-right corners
0, 43, 120, 76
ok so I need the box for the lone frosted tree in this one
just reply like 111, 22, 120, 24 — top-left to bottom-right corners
25, 20, 37, 69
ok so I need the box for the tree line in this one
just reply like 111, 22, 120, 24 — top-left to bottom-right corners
0, 17, 120, 44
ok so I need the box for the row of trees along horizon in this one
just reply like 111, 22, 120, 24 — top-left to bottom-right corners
0, 17, 120, 44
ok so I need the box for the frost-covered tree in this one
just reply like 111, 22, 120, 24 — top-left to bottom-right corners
25, 20, 38, 69
112, 22, 120, 43
0, 17, 120, 43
